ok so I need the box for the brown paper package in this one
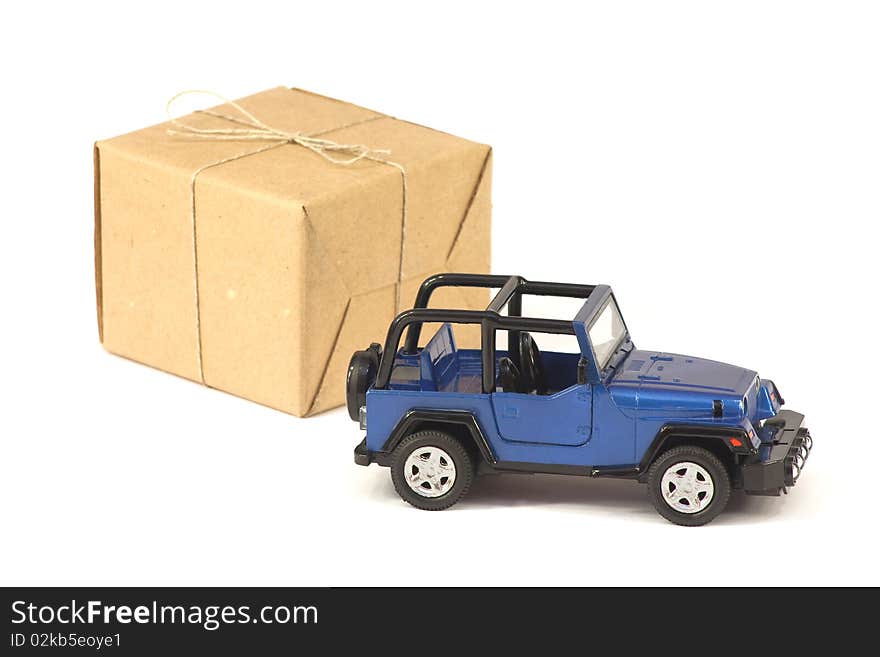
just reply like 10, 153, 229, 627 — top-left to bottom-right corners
94, 87, 492, 416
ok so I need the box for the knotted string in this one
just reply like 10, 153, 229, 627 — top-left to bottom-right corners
167, 90, 396, 165
166, 90, 408, 384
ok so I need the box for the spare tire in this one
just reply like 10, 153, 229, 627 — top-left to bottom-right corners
346, 343, 382, 421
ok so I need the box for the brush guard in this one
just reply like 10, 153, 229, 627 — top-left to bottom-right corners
741, 410, 813, 495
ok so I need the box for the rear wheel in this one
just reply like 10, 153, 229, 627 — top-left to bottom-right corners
648, 446, 731, 526
390, 430, 474, 511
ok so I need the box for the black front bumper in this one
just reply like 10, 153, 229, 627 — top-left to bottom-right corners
741, 410, 813, 495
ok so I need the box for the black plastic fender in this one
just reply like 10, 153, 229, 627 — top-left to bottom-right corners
638, 423, 752, 482
383, 409, 496, 464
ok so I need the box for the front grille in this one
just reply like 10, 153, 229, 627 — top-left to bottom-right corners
784, 429, 812, 486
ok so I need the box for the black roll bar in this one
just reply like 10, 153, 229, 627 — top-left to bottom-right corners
381, 273, 598, 394
402, 274, 595, 354
375, 308, 575, 393
403, 274, 518, 354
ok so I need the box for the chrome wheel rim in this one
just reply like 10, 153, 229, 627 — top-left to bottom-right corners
403, 446, 456, 498
660, 461, 715, 514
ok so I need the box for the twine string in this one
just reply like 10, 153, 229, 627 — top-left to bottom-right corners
166, 90, 408, 384
167, 90, 395, 164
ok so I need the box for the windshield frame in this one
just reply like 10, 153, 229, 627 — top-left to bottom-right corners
586, 295, 628, 372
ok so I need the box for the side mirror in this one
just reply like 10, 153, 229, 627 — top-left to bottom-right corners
577, 357, 588, 385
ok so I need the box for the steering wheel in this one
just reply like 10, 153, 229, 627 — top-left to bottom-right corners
519, 332, 546, 395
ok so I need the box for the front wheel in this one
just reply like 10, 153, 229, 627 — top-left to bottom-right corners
390, 430, 474, 511
647, 446, 731, 526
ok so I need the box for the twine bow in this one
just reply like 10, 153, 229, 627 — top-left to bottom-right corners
166, 90, 395, 165
165, 89, 408, 386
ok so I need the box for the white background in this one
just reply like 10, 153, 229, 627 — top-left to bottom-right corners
1, 1, 877, 586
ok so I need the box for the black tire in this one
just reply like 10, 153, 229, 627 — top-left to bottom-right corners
647, 445, 731, 526
346, 343, 381, 421
390, 430, 474, 511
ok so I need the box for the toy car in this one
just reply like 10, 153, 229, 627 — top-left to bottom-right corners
347, 274, 812, 526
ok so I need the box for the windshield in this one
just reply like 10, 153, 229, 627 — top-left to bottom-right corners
588, 297, 627, 370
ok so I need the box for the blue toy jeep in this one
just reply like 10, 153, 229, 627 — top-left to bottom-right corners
347, 274, 812, 526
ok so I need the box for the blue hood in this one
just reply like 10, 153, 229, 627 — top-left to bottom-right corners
609, 350, 757, 420
614, 350, 756, 395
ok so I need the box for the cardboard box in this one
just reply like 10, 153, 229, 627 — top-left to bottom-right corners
94, 87, 492, 416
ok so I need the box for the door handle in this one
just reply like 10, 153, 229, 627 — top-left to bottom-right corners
502, 406, 519, 419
